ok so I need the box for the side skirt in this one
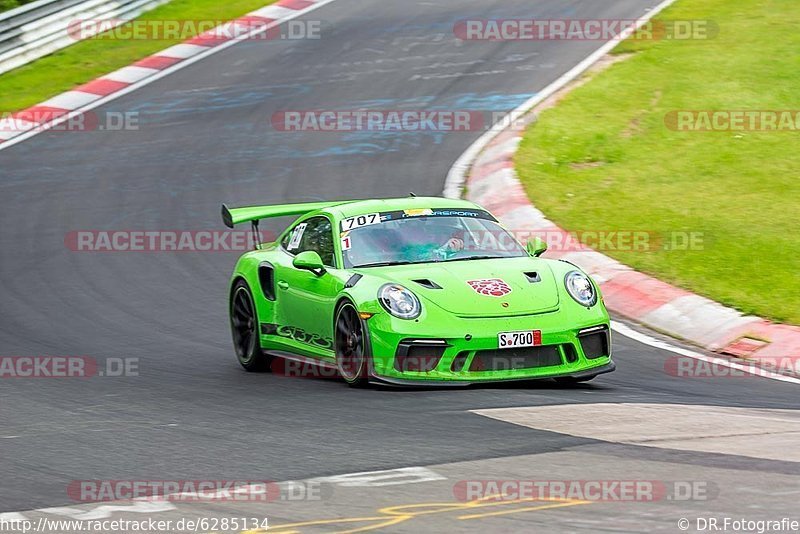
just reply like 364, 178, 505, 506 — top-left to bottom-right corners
265, 350, 340, 372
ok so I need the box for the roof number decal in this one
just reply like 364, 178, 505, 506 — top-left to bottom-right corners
341, 213, 380, 232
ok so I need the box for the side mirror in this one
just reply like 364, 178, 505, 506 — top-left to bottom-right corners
293, 250, 326, 275
526, 237, 547, 257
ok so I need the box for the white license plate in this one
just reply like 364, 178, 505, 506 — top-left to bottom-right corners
498, 330, 542, 349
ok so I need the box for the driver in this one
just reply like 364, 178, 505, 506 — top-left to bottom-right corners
399, 219, 465, 262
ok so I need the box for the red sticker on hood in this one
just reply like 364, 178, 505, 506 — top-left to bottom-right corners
467, 278, 512, 297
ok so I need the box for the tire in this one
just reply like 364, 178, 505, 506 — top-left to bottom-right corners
230, 280, 273, 372
334, 301, 370, 387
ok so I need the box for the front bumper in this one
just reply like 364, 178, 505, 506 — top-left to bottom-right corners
365, 307, 614, 383
370, 361, 615, 387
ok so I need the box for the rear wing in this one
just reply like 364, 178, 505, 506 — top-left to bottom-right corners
221, 201, 349, 229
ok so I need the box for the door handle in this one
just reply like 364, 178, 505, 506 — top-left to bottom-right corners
277, 281, 289, 290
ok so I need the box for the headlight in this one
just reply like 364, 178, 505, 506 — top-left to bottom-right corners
378, 284, 421, 319
564, 271, 597, 307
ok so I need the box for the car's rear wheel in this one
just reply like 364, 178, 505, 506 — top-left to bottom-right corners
230, 280, 272, 372
335, 301, 369, 387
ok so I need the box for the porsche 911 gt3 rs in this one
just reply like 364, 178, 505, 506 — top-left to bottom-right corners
222, 197, 614, 387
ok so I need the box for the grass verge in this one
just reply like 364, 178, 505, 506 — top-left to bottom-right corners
0, 0, 276, 112
515, 0, 800, 324
0, 0, 36, 14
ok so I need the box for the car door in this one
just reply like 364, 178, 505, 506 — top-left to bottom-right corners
276, 216, 342, 355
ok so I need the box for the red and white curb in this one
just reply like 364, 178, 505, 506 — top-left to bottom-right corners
0, 0, 333, 149
444, 0, 800, 373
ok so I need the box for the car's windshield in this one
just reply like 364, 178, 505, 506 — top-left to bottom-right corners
340, 210, 527, 268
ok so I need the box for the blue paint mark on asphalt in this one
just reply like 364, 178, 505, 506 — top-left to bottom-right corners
126, 90, 535, 125
0, 91, 537, 194
125, 83, 315, 116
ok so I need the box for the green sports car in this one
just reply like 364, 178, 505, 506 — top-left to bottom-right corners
222, 196, 614, 387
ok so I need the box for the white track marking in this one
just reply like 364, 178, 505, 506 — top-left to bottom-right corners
251, 5, 297, 19
473, 403, 800, 462
443, 0, 681, 198
101, 66, 161, 84
0, 512, 28, 522
311, 467, 446, 487
39, 91, 101, 110
156, 43, 209, 59
611, 320, 800, 385
0, 0, 340, 152
0, 117, 37, 140
38, 501, 175, 520
1, 467, 445, 520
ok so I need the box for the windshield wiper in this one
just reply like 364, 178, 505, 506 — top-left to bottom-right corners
355, 260, 421, 268
357, 256, 509, 268
443, 255, 505, 263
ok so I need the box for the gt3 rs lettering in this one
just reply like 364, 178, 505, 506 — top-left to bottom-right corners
263, 323, 333, 349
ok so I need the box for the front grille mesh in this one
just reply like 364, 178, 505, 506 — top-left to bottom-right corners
469, 345, 563, 372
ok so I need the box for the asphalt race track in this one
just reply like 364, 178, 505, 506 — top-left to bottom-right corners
1, 0, 798, 530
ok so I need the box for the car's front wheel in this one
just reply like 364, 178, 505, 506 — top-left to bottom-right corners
230, 280, 273, 372
334, 301, 369, 387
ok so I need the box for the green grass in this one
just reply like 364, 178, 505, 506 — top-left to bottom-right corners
0, 0, 276, 112
515, 0, 800, 325
0, 0, 36, 14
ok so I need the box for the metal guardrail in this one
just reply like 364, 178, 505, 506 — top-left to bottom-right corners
0, 0, 169, 76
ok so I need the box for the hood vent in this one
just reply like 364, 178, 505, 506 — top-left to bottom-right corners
413, 279, 442, 290
524, 271, 541, 283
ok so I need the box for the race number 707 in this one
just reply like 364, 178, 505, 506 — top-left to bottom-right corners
341, 213, 380, 231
